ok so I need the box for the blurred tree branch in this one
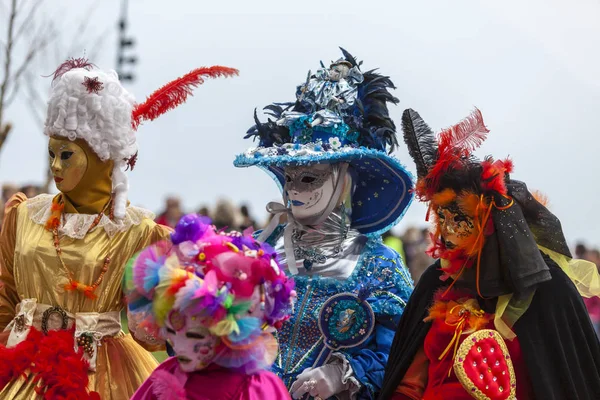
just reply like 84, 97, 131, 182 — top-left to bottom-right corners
0, 0, 108, 191
0, 0, 55, 155
27, 1, 108, 192
0, 0, 19, 152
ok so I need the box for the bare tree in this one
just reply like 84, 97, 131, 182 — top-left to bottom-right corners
0, 0, 110, 191
22, 2, 110, 192
0, 0, 57, 156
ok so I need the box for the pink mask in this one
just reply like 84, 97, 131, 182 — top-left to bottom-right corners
165, 310, 219, 372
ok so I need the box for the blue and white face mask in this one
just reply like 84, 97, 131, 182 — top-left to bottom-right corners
284, 164, 343, 226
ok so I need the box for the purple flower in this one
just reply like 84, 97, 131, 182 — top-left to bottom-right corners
171, 214, 211, 245
230, 235, 257, 252
268, 278, 295, 320
260, 242, 277, 259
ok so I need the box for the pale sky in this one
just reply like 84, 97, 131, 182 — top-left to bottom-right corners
2, 0, 600, 247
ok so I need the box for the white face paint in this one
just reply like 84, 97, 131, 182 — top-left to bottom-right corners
165, 310, 219, 372
284, 164, 336, 223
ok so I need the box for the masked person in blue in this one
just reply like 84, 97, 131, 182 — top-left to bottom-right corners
234, 49, 414, 400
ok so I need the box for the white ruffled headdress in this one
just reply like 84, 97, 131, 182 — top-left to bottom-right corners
44, 59, 238, 219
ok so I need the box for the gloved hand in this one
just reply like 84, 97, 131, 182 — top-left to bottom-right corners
290, 363, 350, 399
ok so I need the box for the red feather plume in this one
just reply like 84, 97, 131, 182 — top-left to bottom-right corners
425, 108, 489, 195
131, 66, 239, 129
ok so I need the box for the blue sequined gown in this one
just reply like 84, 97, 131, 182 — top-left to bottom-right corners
266, 227, 413, 399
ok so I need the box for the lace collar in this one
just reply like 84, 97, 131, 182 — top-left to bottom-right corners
27, 194, 155, 239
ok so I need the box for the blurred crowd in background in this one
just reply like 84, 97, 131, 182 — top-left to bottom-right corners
0, 183, 42, 224
3, 183, 600, 336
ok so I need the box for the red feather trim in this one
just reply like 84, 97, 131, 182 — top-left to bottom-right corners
480, 157, 513, 195
427, 234, 474, 277
46, 58, 95, 82
502, 158, 514, 174
131, 66, 239, 129
425, 108, 489, 196
0, 328, 100, 399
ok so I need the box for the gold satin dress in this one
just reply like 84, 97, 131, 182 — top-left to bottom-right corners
0, 194, 170, 399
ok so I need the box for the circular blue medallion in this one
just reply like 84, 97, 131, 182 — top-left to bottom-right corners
318, 293, 375, 350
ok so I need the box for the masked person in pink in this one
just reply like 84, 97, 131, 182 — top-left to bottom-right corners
126, 214, 295, 400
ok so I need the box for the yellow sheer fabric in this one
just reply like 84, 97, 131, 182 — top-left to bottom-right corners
494, 292, 534, 340
0, 195, 170, 399
538, 245, 600, 298
494, 245, 600, 340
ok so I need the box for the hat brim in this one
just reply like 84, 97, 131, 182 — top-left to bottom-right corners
234, 145, 414, 234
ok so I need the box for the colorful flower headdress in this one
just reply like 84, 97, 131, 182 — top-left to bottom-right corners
124, 215, 295, 371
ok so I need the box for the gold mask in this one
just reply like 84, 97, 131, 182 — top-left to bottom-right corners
437, 202, 475, 250
48, 136, 113, 214
48, 137, 88, 193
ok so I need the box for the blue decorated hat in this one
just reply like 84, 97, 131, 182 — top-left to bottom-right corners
234, 49, 414, 234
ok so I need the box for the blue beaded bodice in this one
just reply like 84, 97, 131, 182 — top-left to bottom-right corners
268, 229, 413, 398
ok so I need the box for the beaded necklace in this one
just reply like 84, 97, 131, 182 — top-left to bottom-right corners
47, 196, 114, 300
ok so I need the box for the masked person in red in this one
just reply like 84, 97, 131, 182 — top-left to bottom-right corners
379, 109, 600, 400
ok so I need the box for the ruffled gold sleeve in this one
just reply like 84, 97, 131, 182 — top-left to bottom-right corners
0, 193, 27, 334
134, 221, 172, 252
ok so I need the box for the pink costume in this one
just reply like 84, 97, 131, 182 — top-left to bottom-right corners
132, 357, 290, 400
125, 215, 295, 400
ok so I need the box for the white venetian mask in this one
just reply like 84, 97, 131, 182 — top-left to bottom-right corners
284, 164, 336, 224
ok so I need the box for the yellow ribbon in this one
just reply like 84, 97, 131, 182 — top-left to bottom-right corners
439, 302, 486, 377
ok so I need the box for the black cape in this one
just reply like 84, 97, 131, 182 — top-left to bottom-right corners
378, 258, 600, 400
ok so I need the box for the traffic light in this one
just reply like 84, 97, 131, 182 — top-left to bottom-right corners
116, 1, 136, 82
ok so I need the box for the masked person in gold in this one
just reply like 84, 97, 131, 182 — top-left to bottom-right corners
0, 59, 238, 399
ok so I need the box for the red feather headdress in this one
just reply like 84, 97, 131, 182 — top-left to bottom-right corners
424, 108, 489, 197
131, 66, 239, 129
